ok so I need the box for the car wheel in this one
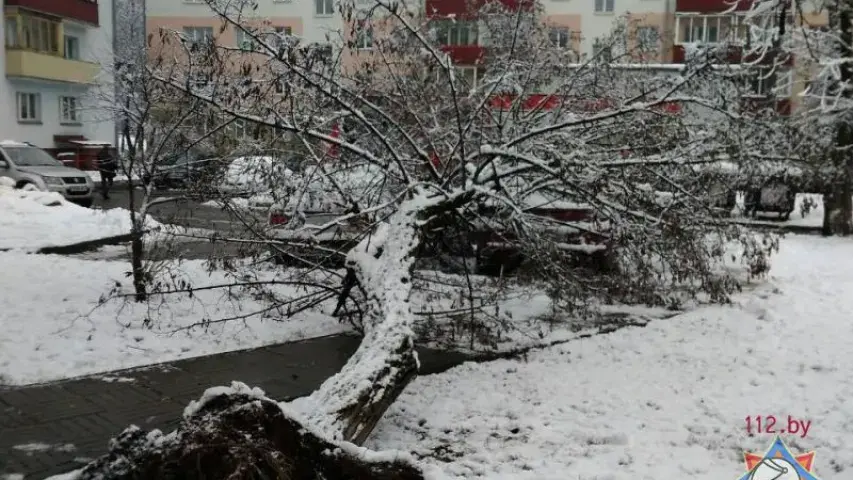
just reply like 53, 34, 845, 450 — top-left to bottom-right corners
76, 199, 94, 208
17, 182, 40, 192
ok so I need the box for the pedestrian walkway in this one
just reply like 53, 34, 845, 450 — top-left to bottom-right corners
0, 334, 473, 479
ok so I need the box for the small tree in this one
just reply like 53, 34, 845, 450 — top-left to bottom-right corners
742, 0, 853, 234
94, 0, 243, 301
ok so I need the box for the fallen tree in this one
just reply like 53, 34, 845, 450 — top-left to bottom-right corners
71, 0, 782, 477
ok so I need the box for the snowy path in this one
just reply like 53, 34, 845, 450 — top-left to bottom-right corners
370, 235, 853, 479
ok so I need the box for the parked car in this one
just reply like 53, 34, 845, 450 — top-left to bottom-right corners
143, 154, 222, 190
467, 192, 613, 275
744, 179, 798, 220
265, 187, 614, 275
218, 156, 297, 197
0, 141, 95, 207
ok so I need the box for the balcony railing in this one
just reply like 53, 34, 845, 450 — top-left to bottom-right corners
4, 0, 98, 26
675, 0, 751, 13
425, 0, 531, 17
440, 45, 485, 65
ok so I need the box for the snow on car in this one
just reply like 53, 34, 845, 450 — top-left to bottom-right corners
218, 156, 296, 197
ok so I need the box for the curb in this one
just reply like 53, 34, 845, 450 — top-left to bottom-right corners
36, 232, 139, 255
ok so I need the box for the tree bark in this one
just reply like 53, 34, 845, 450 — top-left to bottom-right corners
297, 200, 423, 445
827, 0, 853, 235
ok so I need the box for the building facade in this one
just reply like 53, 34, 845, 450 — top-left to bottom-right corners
0, 0, 115, 150
146, 0, 828, 115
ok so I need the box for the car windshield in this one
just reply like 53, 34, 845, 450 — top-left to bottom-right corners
3, 146, 63, 167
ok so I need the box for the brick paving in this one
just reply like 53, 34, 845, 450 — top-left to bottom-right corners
0, 334, 472, 479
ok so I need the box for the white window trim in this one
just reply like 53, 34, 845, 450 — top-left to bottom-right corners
235, 30, 256, 51
549, 26, 572, 48
315, 0, 335, 17
356, 27, 374, 50
453, 66, 479, 88
59, 96, 81, 124
674, 14, 746, 46
594, 0, 615, 14
636, 26, 660, 51
63, 35, 80, 60
183, 26, 214, 46
16, 92, 41, 123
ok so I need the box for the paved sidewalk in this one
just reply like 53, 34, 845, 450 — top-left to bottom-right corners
0, 334, 472, 479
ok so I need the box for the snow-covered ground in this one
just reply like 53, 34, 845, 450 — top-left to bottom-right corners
0, 184, 160, 251
369, 234, 853, 479
0, 253, 349, 385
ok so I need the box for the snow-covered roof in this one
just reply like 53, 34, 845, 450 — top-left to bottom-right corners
0, 140, 28, 147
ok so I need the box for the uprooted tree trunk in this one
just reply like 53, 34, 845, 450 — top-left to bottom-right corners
298, 199, 424, 444
77, 198, 430, 478
74, 383, 424, 480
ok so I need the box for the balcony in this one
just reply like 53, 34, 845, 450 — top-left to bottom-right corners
675, 0, 751, 13
6, 50, 99, 84
440, 45, 485, 65
4, 0, 98, 26
672, 14, 793, 65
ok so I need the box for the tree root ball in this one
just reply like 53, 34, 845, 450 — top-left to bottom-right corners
75, 385, 425, 480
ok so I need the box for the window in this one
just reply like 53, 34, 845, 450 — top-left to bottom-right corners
64, 35, 80, 60
594, 0, 614, 13
315, 0, 334, 16
267, 26, 292, 50
548, 27, 571, 48
182, 26, 213, 47
453, 66, 478, 88
593, 38, 612, 62
676, 15, 738, 44
16, 93, 41, 123
636, 26, 660, 52
59, 96, 80, 124
5, 17, 17, 47
235, 29, 256, 51
433, 20, 478, 46
742, 67, 793, 97
356, 25, 374, 49
11, 15, 60, 54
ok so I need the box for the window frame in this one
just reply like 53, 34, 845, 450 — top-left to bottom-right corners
636, 26, 660, 52
235, 28, 257, 51
548, 26, 572, 48
433, 19, 479, 46
59, 96, 81, 124
63, 35, 80, 60
355, 24, 374, 50
315, 0, 335, 16
182, 26, 214, 47
16, 92, 41, 123
594, 0, 615, 13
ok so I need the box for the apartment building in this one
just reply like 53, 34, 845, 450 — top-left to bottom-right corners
0, 0, 116, 150
146, 0, 827, 115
